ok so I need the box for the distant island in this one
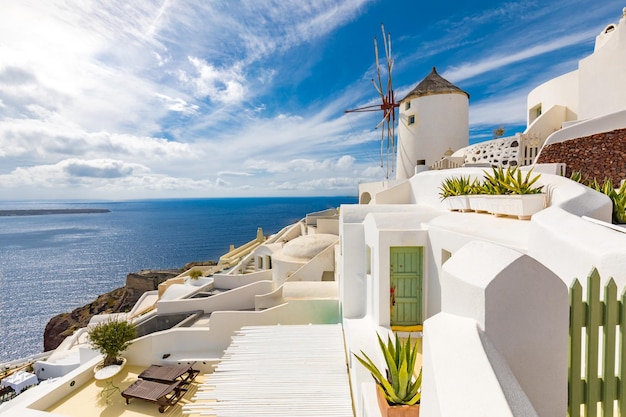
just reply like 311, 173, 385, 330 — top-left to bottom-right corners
0, 208, 110, 216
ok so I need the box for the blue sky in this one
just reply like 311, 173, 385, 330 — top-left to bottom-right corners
0, 1, 621, 200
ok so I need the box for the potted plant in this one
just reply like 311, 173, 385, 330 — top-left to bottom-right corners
439, 175, 477, 212
476, 166, 546, 219
354, 333, 421, 417
88, 318, 136, 368
188, 269, 205, 286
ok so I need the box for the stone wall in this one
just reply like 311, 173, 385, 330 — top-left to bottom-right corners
537, 128, 626, 183
463, 136, 520, 167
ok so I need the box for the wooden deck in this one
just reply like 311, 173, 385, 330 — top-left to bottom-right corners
46, 365, 204, 417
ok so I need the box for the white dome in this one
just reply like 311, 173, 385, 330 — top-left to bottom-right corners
281, 234, 339, 260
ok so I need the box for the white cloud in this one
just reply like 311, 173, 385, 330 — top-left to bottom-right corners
217, 171, 253, 177
275, 176, 360, 192
181, 57, 246, 105
442, 29, 598, 83
0, 158, 217, 199
336, 155, 355, 169
62, 158, 145, 178
155, 93, 198, 114
469, 91, 528, 127
0, 116, 192, 162
246, 156, 356, 174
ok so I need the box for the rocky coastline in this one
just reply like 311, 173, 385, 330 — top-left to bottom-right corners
43, 261, 216, 351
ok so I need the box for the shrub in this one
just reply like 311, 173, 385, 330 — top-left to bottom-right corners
88, 319, 136, 366
188, 269, 203, 280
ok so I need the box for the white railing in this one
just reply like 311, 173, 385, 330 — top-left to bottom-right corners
519, 132, 543, 166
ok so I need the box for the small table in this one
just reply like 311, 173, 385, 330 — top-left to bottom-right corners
95, 364, 123, 401
1, 371, 38, 394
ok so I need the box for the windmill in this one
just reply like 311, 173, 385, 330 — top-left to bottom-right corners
345, 24, 399, 179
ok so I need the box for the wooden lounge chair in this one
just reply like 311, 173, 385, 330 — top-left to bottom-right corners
121, 379, 186, 413
138, 362, 199, 384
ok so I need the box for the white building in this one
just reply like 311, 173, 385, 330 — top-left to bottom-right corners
397, 67, 469, 179
3, 7, 626, 417
450, 8, 626, 170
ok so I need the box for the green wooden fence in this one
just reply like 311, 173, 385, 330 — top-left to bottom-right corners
569, 267, 626, 417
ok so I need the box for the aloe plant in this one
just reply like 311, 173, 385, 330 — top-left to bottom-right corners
481, 166, 542, 195
590, 178, 626, 224
574, 174, 626, 224
614, 181, 626, 224
481, 166, 511, 195
503, 167, 543, 194
353, 333, 422, 406
439, 175, 478, 199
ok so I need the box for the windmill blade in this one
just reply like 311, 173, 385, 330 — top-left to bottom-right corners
385, 34, 394, 95
373, 37, 385, 99
375, 108, 393, 129
371, 78, 384, 98
379, 122, 385, 168
344, 103, 384, 113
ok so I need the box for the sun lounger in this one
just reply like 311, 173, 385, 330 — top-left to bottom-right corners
138, 362, 199, 384
121, 379, 186, 413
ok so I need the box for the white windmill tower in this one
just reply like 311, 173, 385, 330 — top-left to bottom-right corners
396, 67, 469, 179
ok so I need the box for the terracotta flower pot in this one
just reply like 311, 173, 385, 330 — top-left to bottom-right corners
376, 385, 420, 417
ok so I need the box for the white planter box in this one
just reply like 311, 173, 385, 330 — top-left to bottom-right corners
188, 276, 211, 287
482, 194, 547, 220
468, 195, 488, 213
442, 196, 472, 212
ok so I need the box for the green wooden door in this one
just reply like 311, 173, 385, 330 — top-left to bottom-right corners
390, 246, 423, 326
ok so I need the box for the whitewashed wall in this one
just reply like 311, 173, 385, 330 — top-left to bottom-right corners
397, 93, 468, 179
422, 241, 568, 417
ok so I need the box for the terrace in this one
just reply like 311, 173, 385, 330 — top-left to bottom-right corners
45, 365, 205, 417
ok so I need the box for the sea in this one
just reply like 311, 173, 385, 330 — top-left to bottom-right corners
0, 196, 356, 363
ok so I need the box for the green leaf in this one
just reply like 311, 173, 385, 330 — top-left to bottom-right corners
354, 333, 422, 405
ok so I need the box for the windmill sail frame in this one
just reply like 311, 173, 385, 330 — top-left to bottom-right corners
345, 24, 399, 179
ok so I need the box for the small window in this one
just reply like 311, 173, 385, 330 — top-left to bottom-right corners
366, 245, 372, 275
408, 115, 415, 125
258, 256, 263, 269
441, 249, 452, 265
604, 24, 616, 34
536, 105, 542, 118
405, 101, 411, 110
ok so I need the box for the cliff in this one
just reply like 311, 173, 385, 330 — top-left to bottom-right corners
43, 262, 214, 351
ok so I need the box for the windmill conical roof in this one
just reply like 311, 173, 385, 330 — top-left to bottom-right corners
401, 67, 469, 102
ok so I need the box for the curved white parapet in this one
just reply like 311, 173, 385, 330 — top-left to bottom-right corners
422, 313, 539, 417
540, 109, 626, 149
432, 240, 568, 417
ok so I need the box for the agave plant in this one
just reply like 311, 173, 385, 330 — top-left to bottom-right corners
569, 170, 583, 183
481, 166, 511, 195
593, 178, 626, 224
614, 181, 626, 224
580, 176, 626, 224
503, 167, 543, 194
439, 176, 478, 199
353, 333, 422, 406
481, 166, 542, 195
